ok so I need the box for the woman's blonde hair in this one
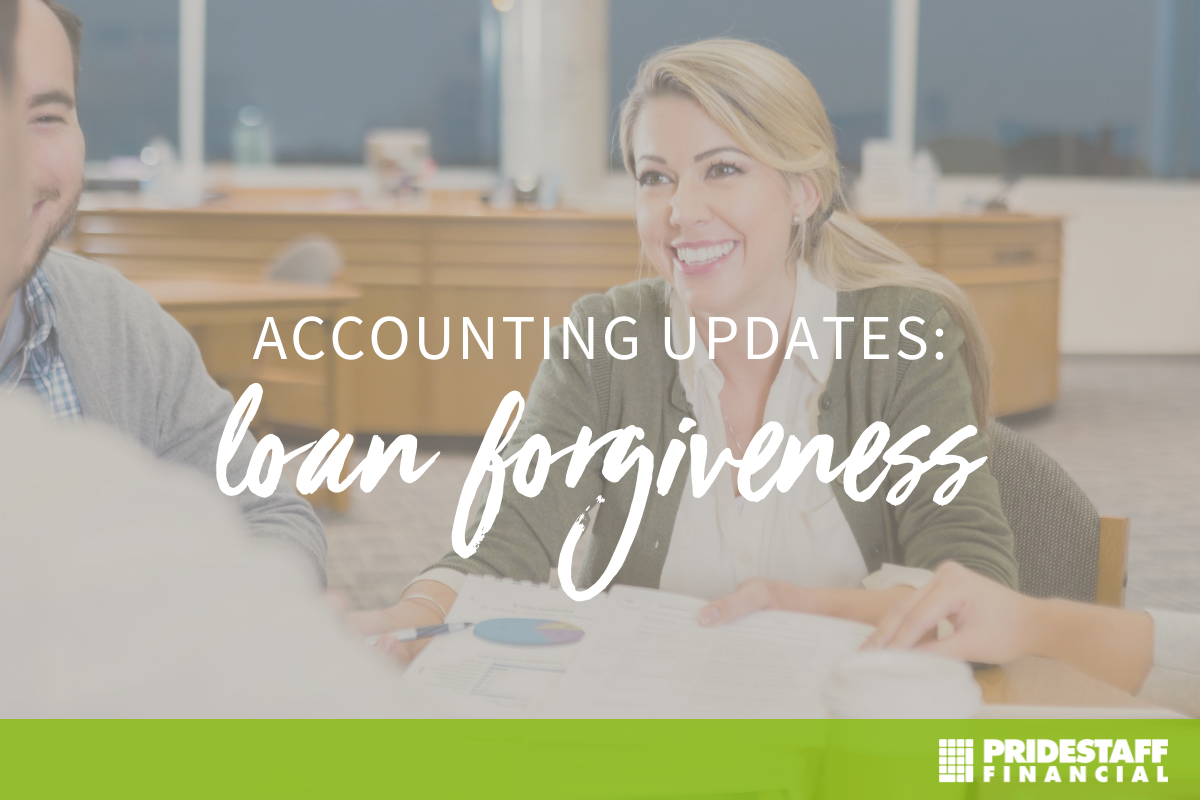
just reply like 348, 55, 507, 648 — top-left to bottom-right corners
618, 38, 993, 423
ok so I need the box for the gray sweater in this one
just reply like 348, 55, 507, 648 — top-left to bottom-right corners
40, 249, 327, 583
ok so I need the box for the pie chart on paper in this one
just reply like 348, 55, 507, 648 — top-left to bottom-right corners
473, 618, 585, 646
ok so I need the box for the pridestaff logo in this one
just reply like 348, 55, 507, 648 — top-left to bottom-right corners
939, 739, 974, 782
936, 738, 1170, 784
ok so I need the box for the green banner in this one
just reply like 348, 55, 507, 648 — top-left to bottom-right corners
3, 719, 1198, 799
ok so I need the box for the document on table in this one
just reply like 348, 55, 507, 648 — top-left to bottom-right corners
541, 585, 872, 718
397, 575, 607, 718
398, 577, 872, 717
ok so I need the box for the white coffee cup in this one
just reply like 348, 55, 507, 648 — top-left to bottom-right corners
823, 649, 982, 718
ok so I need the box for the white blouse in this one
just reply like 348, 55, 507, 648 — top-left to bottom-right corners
657, 267, 869, 601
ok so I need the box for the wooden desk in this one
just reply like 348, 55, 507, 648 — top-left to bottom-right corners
137, 277, 361, 311
136, 277, 361, 509
84, 192, 1061, 435
863, 216, 1061, 420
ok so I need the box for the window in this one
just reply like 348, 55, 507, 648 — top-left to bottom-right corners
204, 0, 500, 165
915, 0, 1189, 177
71, 0, 179, 161
63, 0, 1200, 178
608, 0, 892, 172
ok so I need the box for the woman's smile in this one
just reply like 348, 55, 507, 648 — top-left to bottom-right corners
671, 239, 739, 276
631, 94, 804, 318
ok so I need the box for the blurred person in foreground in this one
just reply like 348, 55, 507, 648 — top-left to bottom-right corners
866, 562, 1200, 718
0, 0, 401, 715
0, 393, 408, 716
0, 0, 326, 582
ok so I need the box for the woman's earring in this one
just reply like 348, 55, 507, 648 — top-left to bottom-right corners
792, 214, 802, 225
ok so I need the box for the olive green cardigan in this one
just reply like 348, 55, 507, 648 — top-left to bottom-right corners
430, 279, 1018, 590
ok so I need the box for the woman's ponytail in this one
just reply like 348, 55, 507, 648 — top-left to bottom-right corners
806, 210, 993, 424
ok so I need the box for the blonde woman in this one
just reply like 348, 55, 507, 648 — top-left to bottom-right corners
353, 39, 1017, 658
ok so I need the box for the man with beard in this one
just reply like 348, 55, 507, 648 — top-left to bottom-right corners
0, 0, 327, 584
2, 5, 417, 718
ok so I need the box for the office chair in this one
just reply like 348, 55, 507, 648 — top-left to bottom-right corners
266, 235, 344, 284
986, 420, 1129, 606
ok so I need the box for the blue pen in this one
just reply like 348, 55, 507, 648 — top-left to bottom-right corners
364, 622, 473, 646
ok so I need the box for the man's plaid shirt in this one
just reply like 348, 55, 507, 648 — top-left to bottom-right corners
0, 268, 82, 421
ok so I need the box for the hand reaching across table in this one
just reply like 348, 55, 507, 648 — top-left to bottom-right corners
866, 561, 1167, 700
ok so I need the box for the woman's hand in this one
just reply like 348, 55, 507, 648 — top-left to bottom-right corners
345, 580, 459, 665
864, 561, 1039, 664
866, 561, 1155, 694
699, 577, 915, 628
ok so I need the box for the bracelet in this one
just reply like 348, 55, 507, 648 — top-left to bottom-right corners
401, 592, 448, 620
